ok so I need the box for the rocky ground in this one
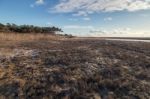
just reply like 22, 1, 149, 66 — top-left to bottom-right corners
0, 38, 150, 99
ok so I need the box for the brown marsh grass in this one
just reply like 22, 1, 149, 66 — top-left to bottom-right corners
0, 32, 63, 42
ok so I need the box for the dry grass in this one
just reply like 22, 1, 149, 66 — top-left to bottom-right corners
0, 38, 150, 99
0, 32, 63, 41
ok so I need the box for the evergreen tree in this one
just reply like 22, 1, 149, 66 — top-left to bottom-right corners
0, 23, 62, 34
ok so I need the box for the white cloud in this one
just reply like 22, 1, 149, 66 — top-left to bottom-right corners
62, 26, 150, 37
72, 11, 88, 16
63, 25, 94, 29
46, 22, 52, 26
68, 17, 90, 21
82, 17, 91, 21
36, 0, 45, 5
88, 28, 150, 37
104, 17, 112, 21
69, 18, 78, 21
30, 0, 45, 7
53, 0, 150, 16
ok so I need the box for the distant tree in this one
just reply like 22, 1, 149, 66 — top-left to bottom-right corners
0, 23, 62, 34
0, 23, 5, 31
63, 34, 74, 38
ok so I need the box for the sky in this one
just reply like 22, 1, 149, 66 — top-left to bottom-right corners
0, 0, 150, 37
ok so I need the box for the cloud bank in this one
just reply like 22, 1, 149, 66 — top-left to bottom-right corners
63, 25, 150, 37
89, 28, 150, 37
53, 0, 150, 16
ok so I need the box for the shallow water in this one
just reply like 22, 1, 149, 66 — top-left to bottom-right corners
106, 39, 150, 43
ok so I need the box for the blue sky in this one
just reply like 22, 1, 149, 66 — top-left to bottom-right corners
0, 0, 150, 37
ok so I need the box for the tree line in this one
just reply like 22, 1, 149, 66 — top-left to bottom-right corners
0, 23, 62, 34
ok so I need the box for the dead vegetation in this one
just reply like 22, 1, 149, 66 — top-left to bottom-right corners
0, 36, 150, 99
0, 32, 65, 41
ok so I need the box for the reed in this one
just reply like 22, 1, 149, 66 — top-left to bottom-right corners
0, 32, 62, 41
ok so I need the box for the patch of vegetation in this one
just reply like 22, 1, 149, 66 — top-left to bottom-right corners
0, 23, 62, 34
0, 39, 150, 99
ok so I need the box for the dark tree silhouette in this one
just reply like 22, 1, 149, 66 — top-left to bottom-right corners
0, 23, 62, 34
